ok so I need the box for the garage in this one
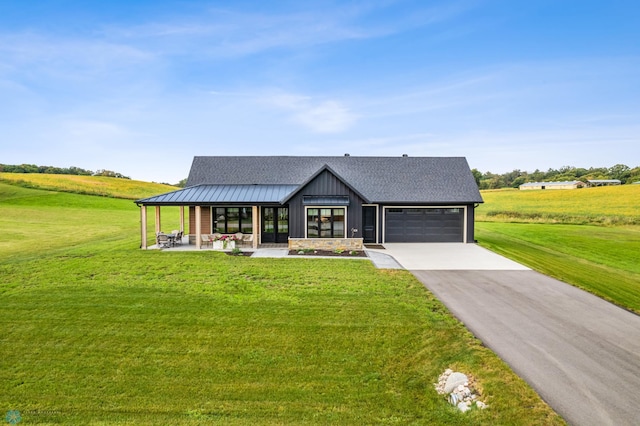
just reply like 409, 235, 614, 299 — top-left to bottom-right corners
385, 208, 464, 242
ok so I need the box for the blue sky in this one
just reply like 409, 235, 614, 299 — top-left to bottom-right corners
1, 0, 638, 184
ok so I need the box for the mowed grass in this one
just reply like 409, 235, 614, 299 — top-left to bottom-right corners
0, 183, 563, 424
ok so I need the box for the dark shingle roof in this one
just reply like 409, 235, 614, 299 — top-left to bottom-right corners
183, 156, 483, 204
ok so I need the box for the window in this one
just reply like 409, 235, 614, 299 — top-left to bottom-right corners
214, 207, 252, 233
307, 208, 345, 238
241, 208, 253, 233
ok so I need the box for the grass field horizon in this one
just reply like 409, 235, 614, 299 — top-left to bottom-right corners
0, 172, 177, 200
477, 185, 640, 226
1, 177, 564, 424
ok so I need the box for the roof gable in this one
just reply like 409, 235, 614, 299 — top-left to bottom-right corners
281, 164, 370, 204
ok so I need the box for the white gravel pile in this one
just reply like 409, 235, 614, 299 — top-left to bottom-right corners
435, 369, 487, 412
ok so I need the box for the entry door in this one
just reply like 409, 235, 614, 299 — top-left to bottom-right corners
262, 207, 289, 243
362, 206, 377, 243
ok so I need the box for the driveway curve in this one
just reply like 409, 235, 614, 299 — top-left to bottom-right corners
379, 244, 640, 426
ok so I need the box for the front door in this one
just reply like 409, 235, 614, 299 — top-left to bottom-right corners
262, 207, 289, 243
362, 206, 377, 243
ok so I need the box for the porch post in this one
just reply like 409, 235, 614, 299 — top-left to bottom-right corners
252, 205, 259, 249
179, 206, 185, 233
195, 205, 202, 249
155, 206, 161, 235
140, 205, 148, 249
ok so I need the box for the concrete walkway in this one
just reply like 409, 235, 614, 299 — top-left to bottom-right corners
381, 243, 640, 426
160, 243, 404, 268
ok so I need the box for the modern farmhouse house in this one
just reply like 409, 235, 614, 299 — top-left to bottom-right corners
135, 155, 483, 249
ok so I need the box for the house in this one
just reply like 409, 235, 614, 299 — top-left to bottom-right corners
519, 181, 585, 190
587, 179, 621, 187
135, 155, 483, 249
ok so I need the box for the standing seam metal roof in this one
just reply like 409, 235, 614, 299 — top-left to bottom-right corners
136, 184, 299, 204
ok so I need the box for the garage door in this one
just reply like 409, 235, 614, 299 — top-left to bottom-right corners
385, 208, 464, 242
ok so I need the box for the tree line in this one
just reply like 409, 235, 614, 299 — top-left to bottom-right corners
0, 164, 130, 179
473, 164, 639, 190
2, 162, 638, 189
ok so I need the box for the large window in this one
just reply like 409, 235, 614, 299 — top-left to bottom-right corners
307, 208, 345, 238
214, 207, 252, 233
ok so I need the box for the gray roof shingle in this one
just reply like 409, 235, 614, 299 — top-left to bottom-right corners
183, 156, 483, 204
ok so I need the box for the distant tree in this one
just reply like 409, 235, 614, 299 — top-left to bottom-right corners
608, 164, 631, 183
471, 163, 639, 189
175, 178, 188, 188
0, 164, 94, 175
67, 166, 93, 176
8, 164, 40, 173
511, 176, 527, 187
502, 169, 523, 187
574, 167, 589, 178
470, 169, 482, 187
530, 169, 545, 182
93, 169, 130, 179
478, 171, 508, 189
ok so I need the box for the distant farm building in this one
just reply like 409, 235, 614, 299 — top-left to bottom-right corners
587, 179, 621, 187
519, 181, 585, 190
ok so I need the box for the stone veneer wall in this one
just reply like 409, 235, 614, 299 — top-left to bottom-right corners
288, 238, 364, 251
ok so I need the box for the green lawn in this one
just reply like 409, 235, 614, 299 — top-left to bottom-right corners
0, 183, 563, 425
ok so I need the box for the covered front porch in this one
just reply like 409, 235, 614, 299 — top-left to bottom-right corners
135, 183, 363, 251
137, 204, 263, 250
135, 183, 300, 250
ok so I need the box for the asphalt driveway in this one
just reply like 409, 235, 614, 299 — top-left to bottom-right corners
380, 243, 640, 426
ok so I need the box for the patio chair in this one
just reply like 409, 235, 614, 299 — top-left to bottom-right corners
172, 230, 183, 245
157, 233, 171, 249
242, 234, 254, 247
201, 234, 212, 249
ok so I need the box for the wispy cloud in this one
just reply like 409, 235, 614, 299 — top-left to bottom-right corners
95, 1, 475, 58
0, 32, 152, 73
265, 92, 358, 133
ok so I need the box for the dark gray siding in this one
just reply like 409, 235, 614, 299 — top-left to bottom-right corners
287, 170, 365, 238
466, 205, 476, 242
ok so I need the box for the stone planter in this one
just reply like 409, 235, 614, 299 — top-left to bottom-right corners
213, 240, 235, 250
288, 238, 363, 251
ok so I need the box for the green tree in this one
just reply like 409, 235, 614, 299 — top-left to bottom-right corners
608, 164, 631, 183
470, 169, 482, 187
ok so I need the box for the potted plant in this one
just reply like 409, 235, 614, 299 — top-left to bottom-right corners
212, 234, 239, 250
